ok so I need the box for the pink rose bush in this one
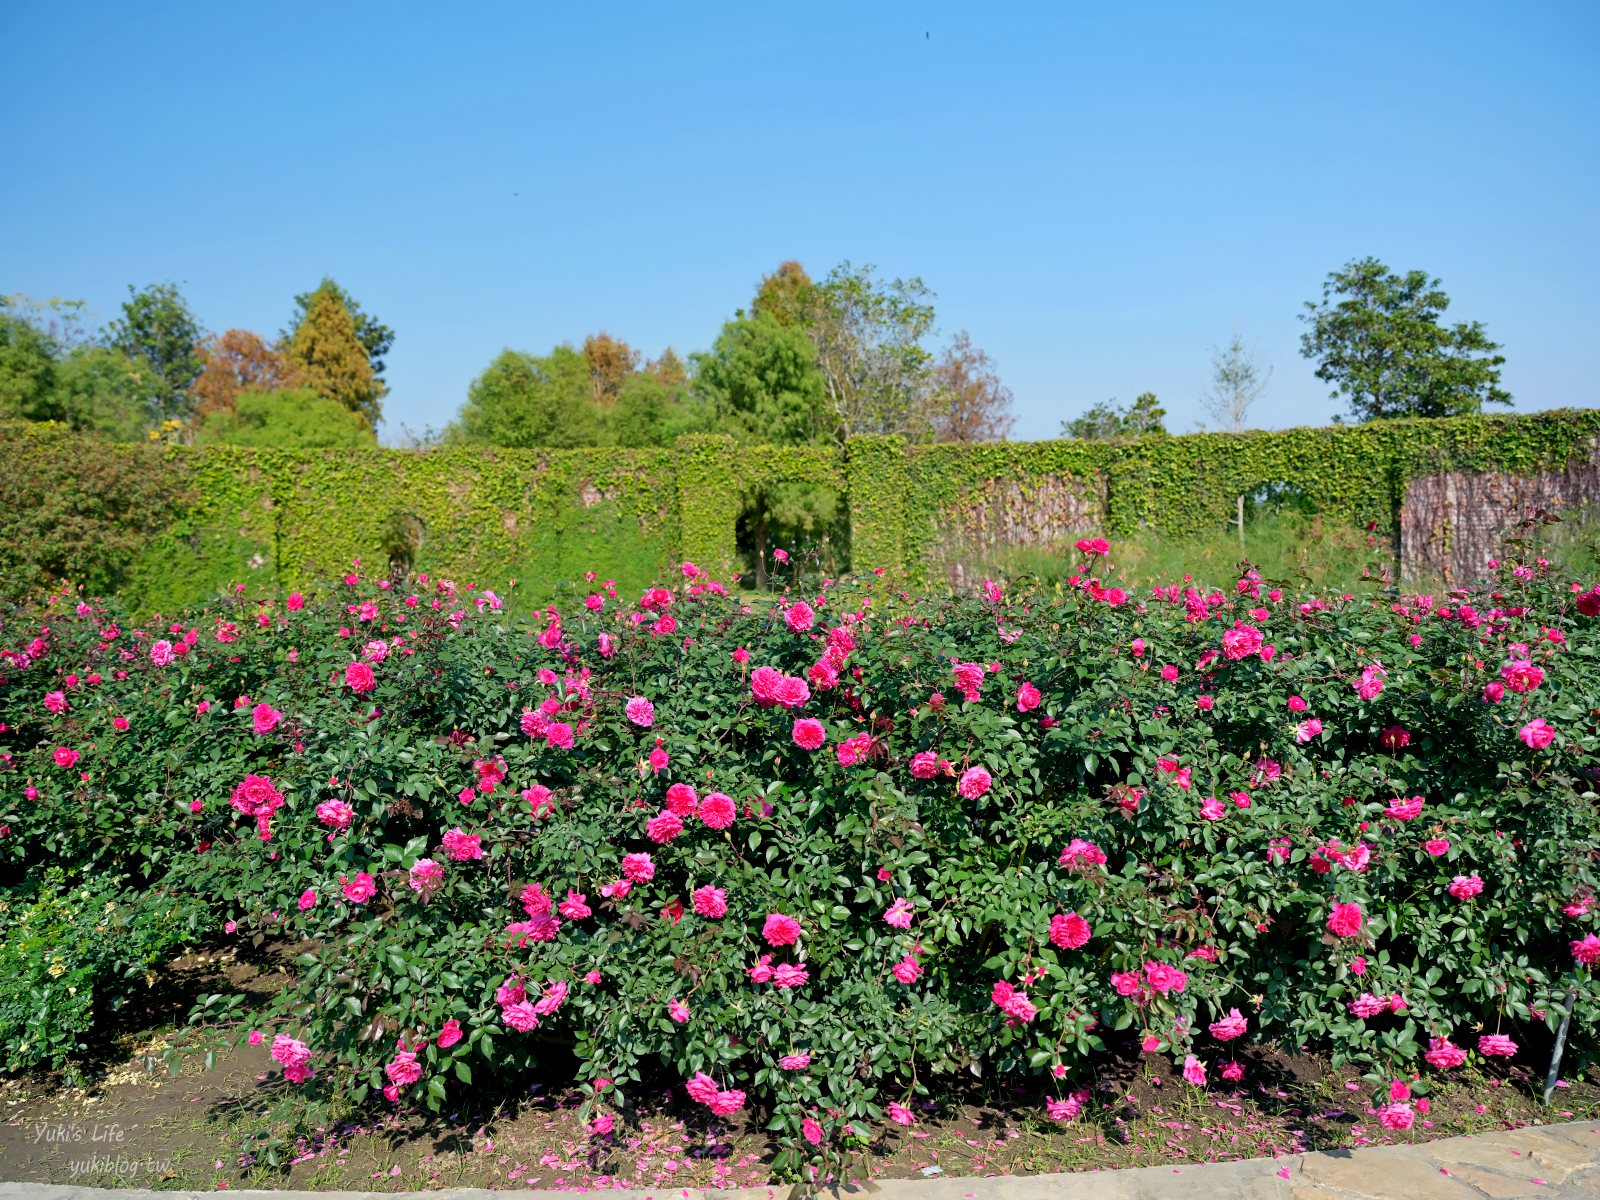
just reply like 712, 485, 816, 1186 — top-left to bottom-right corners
2, 555, 1598, 1173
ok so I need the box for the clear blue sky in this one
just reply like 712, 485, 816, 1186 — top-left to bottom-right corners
3, 1, 1595, 442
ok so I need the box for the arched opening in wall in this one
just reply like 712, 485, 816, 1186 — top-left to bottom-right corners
1232, 481, 1392, 589
734, 482, 848, 590
383, 513, 426, 584
1244, 480, 1316, 522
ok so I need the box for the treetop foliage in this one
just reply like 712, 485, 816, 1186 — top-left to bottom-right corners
1300, 257, 1509, 422
1062, 392, 1168, 441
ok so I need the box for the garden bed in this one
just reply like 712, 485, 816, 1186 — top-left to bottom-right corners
2, 549, 1598, 1185
2, 947, 1595, 1190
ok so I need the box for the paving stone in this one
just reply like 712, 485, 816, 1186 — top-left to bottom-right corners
1443, 1163, 1561, 1198
1428, 1127, 1599, 1187
1296, 1147, 1480, 1199
1518, 1128, 1600, 1181
3, 1123, 1599, 1200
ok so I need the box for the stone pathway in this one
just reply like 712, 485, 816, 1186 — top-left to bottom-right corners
1, 1121, 1595, 1200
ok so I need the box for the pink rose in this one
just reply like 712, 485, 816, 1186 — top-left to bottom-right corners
1327, 901, 1364, 938
957, 766, 992, 799
698, 791, 737, 829
792, 718, 827, 750
344, 661, 376, 694
692, 885, 727, 918
1519, 718, 1555, 749
762, 912, 801, 946
252, 702, 282, 734
784, 601, 815, 632
1048, 912, 1091, 949
645, 811, 684, 843
1424, 1037, 1465, 1069
1209, 1009, 1248, 1041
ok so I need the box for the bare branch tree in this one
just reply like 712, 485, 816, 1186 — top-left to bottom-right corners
1201, 326, 1271, 433
929, 331, 1014, 442
806, 262, 938, 442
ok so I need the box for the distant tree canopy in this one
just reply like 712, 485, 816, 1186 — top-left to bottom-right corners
453, 346, 599, 448
750, 260, 816, 328
1201, 329, 1271, 434
807, 262, 940, 441
929, 331, 1015, 443
191, 388, 375, 449
108, 282, 205, 423
451, 342, 712, 450
50, 346, 161, 442
1062, 392, 1168, 440
192, 329, 305, 417
647, 347, 687, 387
1300, 257, 1509, 422
3, 279, 399, 446
284, 288, 384, 430
1, 296, 159, 440
581, 332, 640, 406
691, 312, 830, 446
0, 308, 58, 421
285, 278, 394, 383
456, 258, 1015, 454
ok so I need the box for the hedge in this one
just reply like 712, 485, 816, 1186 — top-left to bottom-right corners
2, 409, 1597, 609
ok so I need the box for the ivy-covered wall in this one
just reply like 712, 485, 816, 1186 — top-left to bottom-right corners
4, 409, 1597, 610
1, 425, 681, 613
888, 410, 1600, 584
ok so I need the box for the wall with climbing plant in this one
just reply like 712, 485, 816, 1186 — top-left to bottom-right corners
891, 410, 1600, 585
2, 409, 1597, 610
0, 424, 681, 614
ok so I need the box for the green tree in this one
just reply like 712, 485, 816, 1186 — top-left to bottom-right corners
693, 312, 840, 582
107, 283, 205, 423
2, 296, 161, 439
451, 346, 601, 448
1299, 257, 1510, 421
0, 309, 59, 421
285, 279, 394, 383
1061, 392, 1167, 440
1, 294, 96, 352
691, 312, 830, 445
284, 289, 384, 429
612, 371, 714, 448
611, 373, 669, 447
806, 262, 938, 441
192, 388, 375, 449
51, 346, 159, 441
751, 260, 816, 327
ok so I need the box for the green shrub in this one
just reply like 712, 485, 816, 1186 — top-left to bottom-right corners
2, 553, 1598, 1176
0, 872, 205, 1073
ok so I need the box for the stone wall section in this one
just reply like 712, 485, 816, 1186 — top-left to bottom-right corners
1400, 437, 1600, 584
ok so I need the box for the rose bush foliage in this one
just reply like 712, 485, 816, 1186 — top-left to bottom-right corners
0, 870, 204, 1073
3, 554, 1599, 1173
